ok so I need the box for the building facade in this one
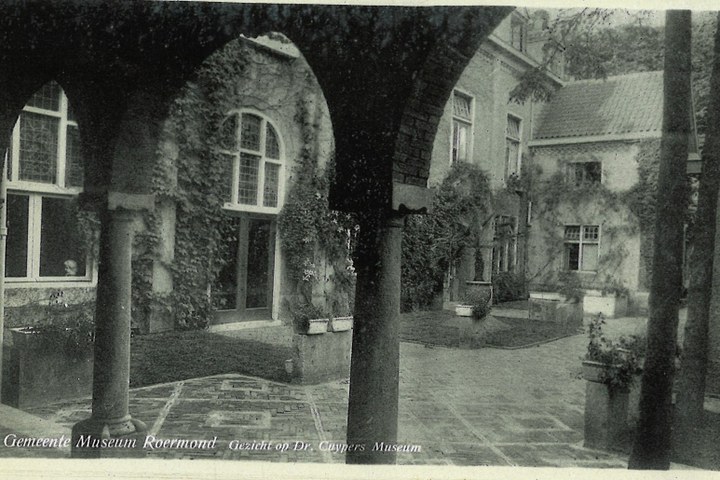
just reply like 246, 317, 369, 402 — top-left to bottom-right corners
527, 71, 700, 313
427, 10, 563, 303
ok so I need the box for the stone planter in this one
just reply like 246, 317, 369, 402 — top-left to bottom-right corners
582, 360, 641, 452
465, 281, 493, 306
583, 291, 628, 318
2, 327, 94, 409
529, 296, 583, 329
329, 316, 353, 332
455, 305, 473, 317
291, 331, 352, 384
305, 318, 329, 335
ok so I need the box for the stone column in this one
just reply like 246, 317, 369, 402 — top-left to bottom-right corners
346, 213, 404, 464
72, 207, 147, 457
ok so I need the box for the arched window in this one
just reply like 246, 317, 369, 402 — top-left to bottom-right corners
5, 81, 89, 282
218, 111, 284, 214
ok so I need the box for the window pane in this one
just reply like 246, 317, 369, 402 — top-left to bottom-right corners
240, 113, 261, 151
583, 225, 599, 241
26, 82, 61, 111
19, 112, 58, 183
263, 163, 280, 207
582, 244, 599, 271
5, 194, 29, 278
506, 139, 519, 177
265, 124, 280, 159
453, 121, 469, 163
237, 153, 259, 205
565, 243, 580, 270
453, 93, 472, 120
39, 197, 87, 277
507, 116, 521, 139
65, 125, 84, 187
564, 226, 580, 241
218, 114, 238, 151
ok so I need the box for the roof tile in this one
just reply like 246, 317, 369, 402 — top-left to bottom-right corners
534, 71, 663, 140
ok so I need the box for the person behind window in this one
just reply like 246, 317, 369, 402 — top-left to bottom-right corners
64, 259, 78, 276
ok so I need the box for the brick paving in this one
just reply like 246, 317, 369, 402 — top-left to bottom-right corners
9, 316, 659, 467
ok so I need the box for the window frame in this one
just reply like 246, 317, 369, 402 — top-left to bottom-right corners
493, 215, 518, 274
505, 114, 522, 182
566, 160, 603, 186
450, 89, 474, 165
564, 224, 600, 273
6, 82, 92, 285
219, 109, 285, 215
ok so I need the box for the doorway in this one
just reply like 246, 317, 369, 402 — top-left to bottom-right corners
213, 216, 276, 323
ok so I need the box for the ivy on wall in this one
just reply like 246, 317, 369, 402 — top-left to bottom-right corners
130, 38, 355, 330
528, 139, 664, 293
401, 162, 491, 311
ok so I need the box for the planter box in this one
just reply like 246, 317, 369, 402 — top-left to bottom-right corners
329, 316, 353, 332
583, 292, 628, 318
528, 297, 583, 329
291, 330, 352, 384
2, 328, 94, 409
455, 305, 473, 317
582, 360, 641, 452
305, 318, 329, 335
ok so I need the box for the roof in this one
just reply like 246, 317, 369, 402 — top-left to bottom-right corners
533, 71, 663, 141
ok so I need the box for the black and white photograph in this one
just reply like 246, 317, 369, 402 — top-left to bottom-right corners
0, 1, 717, 478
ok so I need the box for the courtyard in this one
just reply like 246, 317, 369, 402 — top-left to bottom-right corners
1, 311, 699, 470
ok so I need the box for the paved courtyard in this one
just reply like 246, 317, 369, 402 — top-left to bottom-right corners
4, 315, 659, 468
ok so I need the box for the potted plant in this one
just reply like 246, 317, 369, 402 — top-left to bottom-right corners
327, 292, 353, 332
582, 314, 644, 452
288, 300, 329, 335
455, 287, 492, 319
3, 290, 95, 409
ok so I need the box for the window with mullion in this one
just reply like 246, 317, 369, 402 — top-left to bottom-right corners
451, 91, 473, 165
221, 111, 283, 211
5, 81, 89, 283
564, 225, 599, 272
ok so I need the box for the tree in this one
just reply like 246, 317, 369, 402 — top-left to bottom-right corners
674, 11, 720, 446
628, 10, 692, 470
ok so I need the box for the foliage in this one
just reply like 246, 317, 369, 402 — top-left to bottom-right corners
557, 272, 583, 303
585, 314, 644, 390
130, 38, 355, 330
528, 141, 665, 293
462, 287, 493, 320
492, 271, 526, 303
20, 290, 95, 357
286, 299, 329, 333
401, 162, 492, 311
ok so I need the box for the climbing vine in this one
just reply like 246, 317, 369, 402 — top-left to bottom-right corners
528, 140, 663, 293
401, 162, 492, 311
130, 37, 355, 330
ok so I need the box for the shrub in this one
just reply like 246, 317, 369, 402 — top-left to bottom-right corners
492, 272, 526, 303
585, 314, 644, 390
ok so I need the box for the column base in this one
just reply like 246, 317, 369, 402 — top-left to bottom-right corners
71, 416, 148, 458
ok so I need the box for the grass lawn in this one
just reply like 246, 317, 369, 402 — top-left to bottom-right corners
399, 310, 581, 349
130, 329, 294, 388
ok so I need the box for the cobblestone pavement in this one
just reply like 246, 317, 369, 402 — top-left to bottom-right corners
15, 317, 656, 467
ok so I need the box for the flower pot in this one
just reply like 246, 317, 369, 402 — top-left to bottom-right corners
329, 316, 353, 332
305, 318, 329, 335
582, 360, 641, 452
455, 305, 473, 317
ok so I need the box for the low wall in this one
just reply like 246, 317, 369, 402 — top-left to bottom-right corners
528, 298, 583, 329
2, 329, 93, 409
291, 331, 352, 384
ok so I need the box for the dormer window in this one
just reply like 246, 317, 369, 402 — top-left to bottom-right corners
218, 111, 284, 214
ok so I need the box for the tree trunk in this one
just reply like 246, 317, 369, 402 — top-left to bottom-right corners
675, 12, 720, 443
628, 10, 692, 470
